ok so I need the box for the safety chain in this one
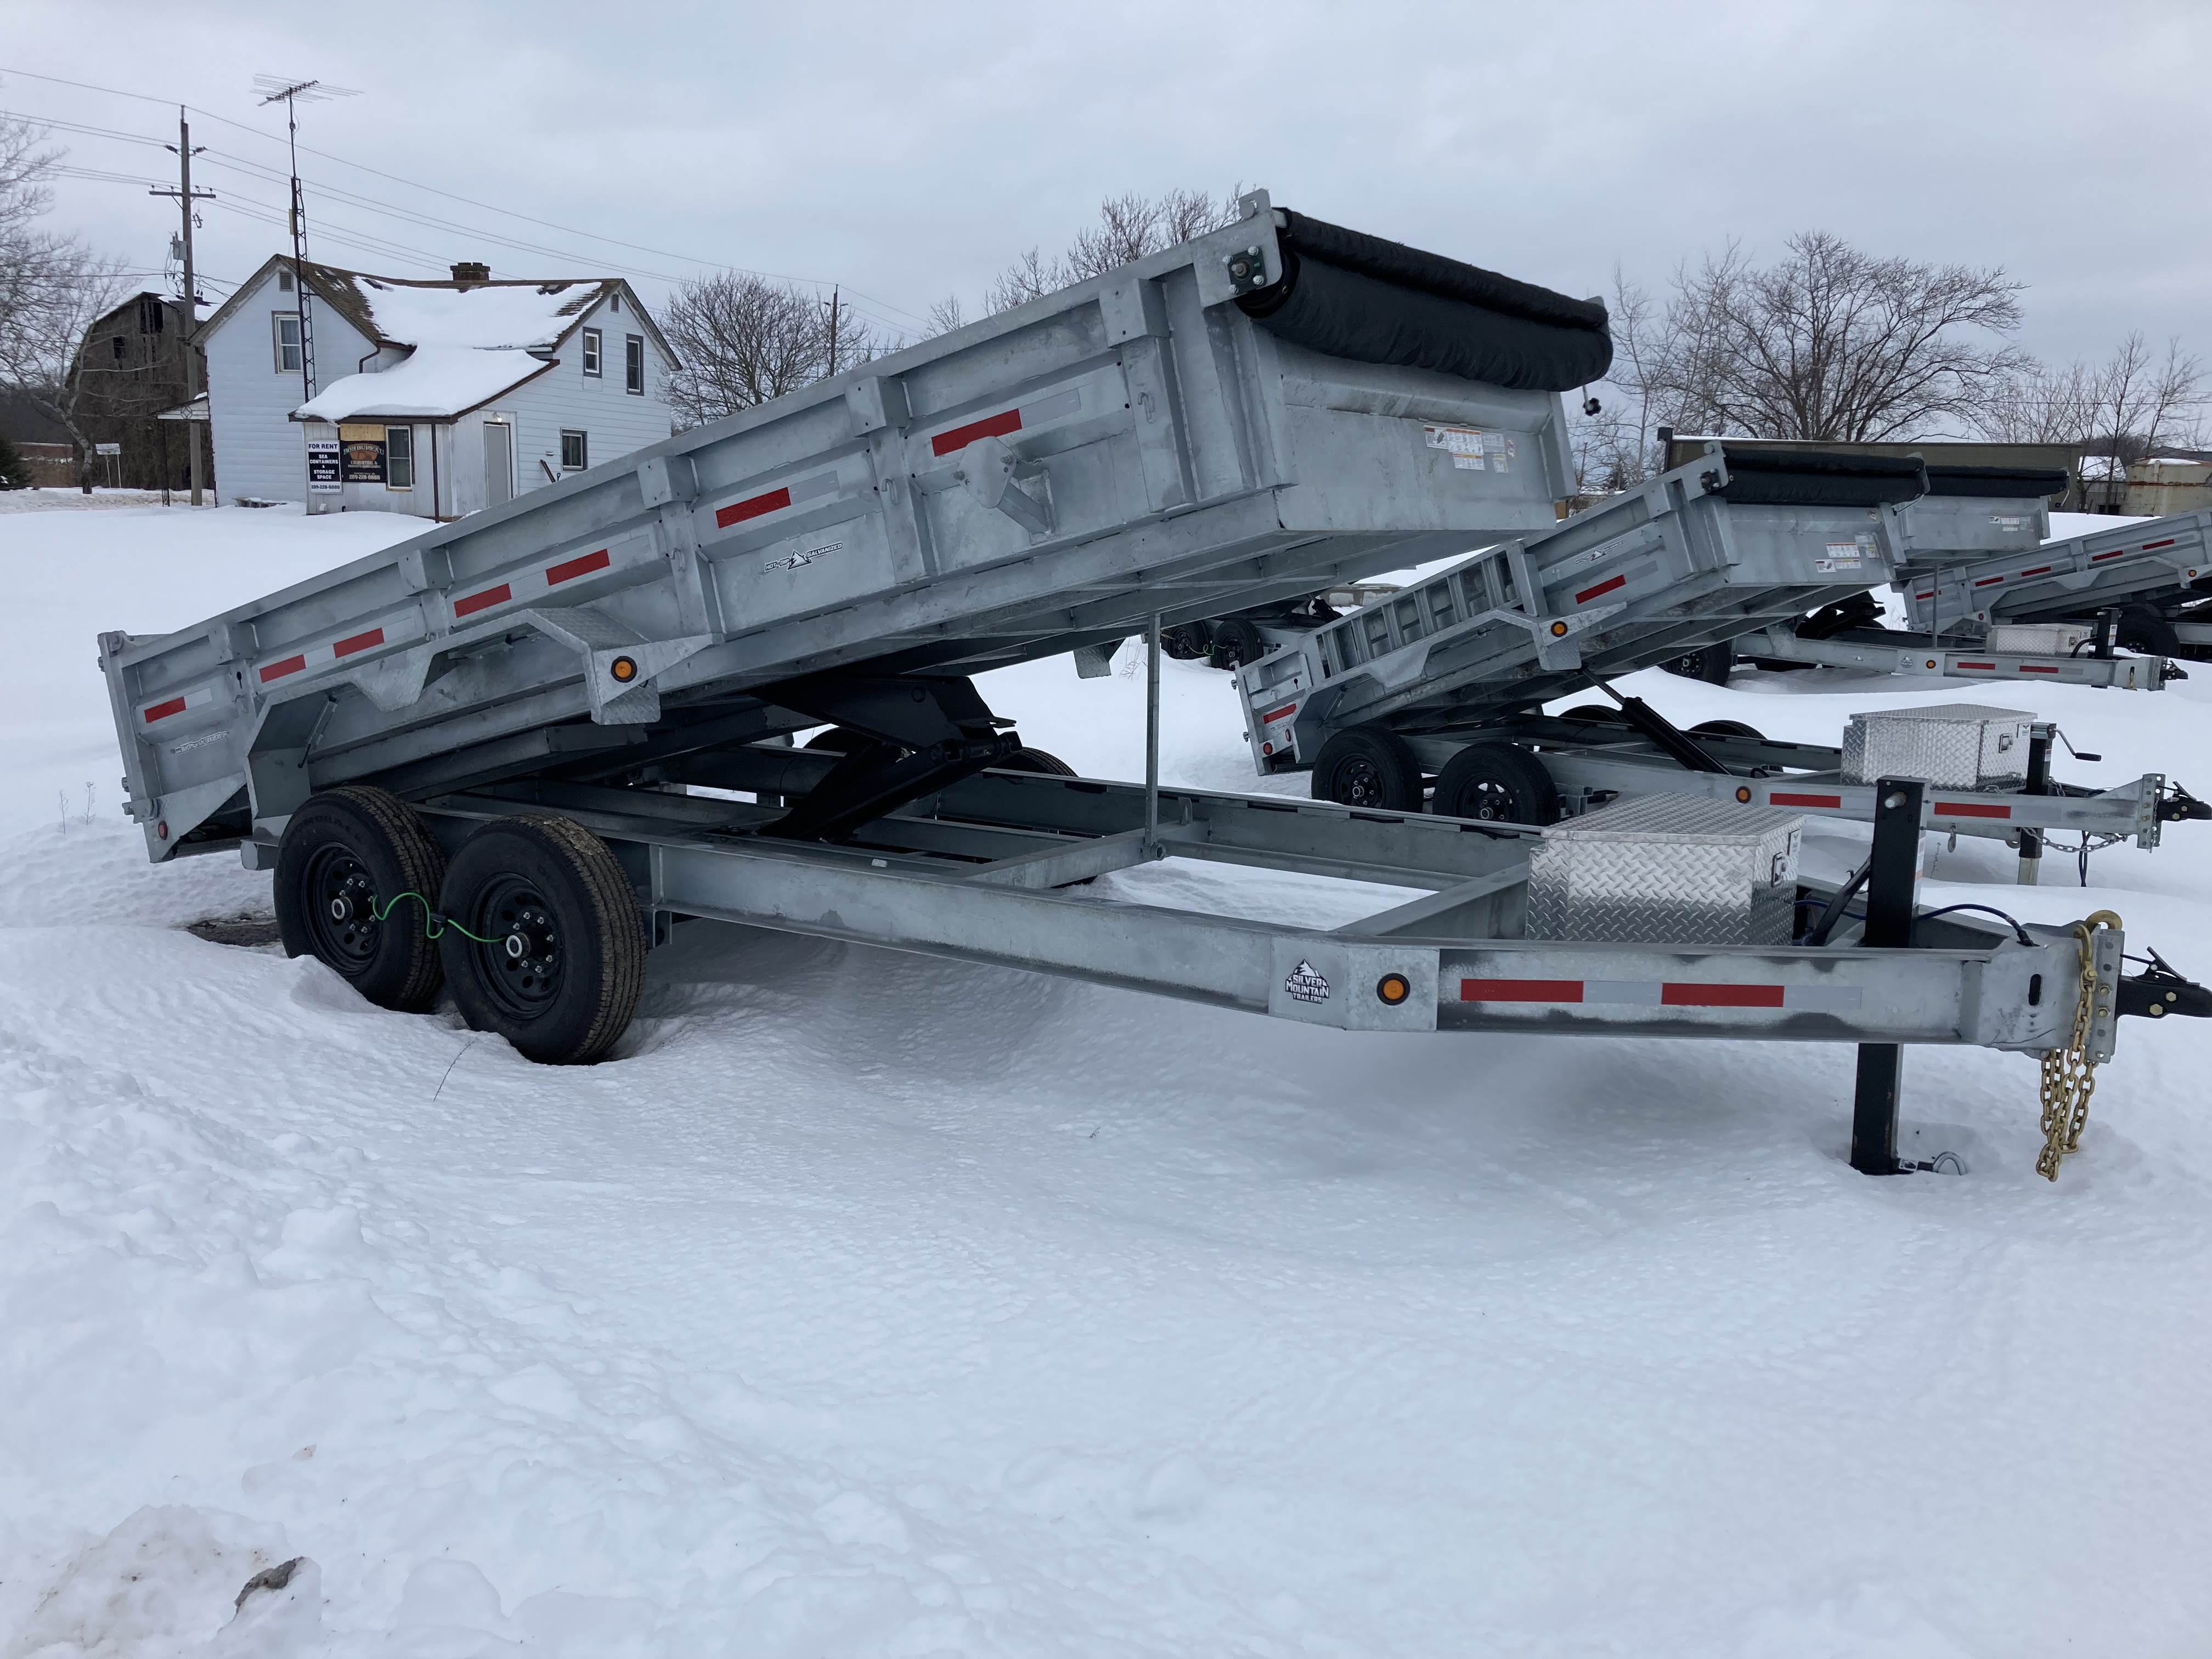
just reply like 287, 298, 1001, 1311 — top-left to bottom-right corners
2036, 910, 2123, 1182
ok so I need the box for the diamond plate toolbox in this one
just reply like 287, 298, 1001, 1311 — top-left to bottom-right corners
1841, 703, 2033, 789
1528, 794, 1803, 946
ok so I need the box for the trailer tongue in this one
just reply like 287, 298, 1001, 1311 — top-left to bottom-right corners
98, 193, 2204, 1177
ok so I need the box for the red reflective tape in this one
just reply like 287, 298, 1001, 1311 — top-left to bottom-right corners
1261, 703, 1298, 724
2091, 550, 2126, 562
143, 695, 187, 723
1460, 978, 1584, 1003
2016, 565, 2051, 577
2017, 664, 2058, 674
1770, 791, 1842, 808
546, 547, 612, 586
1956, 661, 1996, 670
453, 583, 512, 618
1935, 801, 2011, 819
1914, 591, 1934, 600
714, 487, 791, 529
1661, 981, 1784, 1008
332, 627, 385, 658
1973, 575, 2005, 586
1575, 572, 1628, 605
258, 654, 306, 682
2140, 538, 2176, 550
931, 407, 1023, 456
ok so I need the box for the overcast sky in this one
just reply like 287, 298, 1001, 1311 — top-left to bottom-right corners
6, 0, 2206, 372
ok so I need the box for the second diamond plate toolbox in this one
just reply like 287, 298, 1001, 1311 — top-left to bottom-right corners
1841, 703, 2033, 789
1527, 794, 1804, 946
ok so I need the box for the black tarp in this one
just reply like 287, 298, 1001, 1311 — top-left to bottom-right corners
1237, 211, 1612, 392
1705, 446, 1929, 509
1922, 464, 2070, 500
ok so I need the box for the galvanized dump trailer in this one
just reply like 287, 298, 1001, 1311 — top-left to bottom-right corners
1230, 449, 2204, 860
1900, 505, 2212, 661
99, 196, 2203, 1174
1692, 462, 2171, 689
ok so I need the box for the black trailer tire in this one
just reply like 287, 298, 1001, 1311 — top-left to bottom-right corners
1160, 623, 1209, 661
1431, 743, 1561, 825
1209, 618, 1267, 671
274, 786, 448, 1011
998, 746, 1077, 776
1659, 641, 1734, 684
804, 726, 874, 754
1560, 704, 1629, 725
2116, 606, 2180, 657
1310, 727, 1424, 811
437, 815, 646, 1065
1689, 719, 1768, 742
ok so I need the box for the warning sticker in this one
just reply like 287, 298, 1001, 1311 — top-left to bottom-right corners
1283, 960, 1331, 1005
1425, 426, 1489, 471
1989, 515, 2026, 530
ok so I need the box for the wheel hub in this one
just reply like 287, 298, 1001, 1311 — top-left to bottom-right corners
302, 846, 382, 970
475, 881, 562, 1014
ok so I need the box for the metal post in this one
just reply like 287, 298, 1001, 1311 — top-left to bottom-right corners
1144, 612, 1162, 855
2017, 725, 2051, 886
1850, 776, 1923, 1175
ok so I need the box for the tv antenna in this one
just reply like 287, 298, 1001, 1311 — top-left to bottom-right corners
254, 75, 360, 403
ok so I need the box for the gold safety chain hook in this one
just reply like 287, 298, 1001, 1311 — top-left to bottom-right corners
2037, 909, 2123, 1183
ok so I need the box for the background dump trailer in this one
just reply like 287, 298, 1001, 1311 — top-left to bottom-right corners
98, 196, 2205, 1172
1901, 506, 2212, 662
1231, 450, 2205, 856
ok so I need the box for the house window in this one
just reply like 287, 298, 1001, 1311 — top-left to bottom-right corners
560, 430, 588, 471
609, 291, 620, 313
386, 425, 414, 490
581, 328, 601, 377
625, 335, 644, 395
278, 268, 294, 292
273, 313, 302, 373
111, 335, 128, 360
138, 296, 165, 334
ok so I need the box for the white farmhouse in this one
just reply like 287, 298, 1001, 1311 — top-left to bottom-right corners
198, 257, 678, 518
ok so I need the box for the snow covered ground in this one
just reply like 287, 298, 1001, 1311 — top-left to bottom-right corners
3, 500, 2209, 1656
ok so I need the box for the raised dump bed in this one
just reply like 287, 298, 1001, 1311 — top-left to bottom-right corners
103, 189, 1605, 864
1901, 506, 2212, 659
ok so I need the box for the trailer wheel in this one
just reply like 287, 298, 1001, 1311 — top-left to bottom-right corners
803, 727, 873, 754
1431, 744, 1560, 826
1560, 704, 1629, 725
998, 746, 1076, 776
1209, 618, 1266, 671
437, 816, 645, 1065
1160, 623, 1209, 661
2116, 606, 2179, 657
274, 786, 448, 1011
1660, 641, 1734, 684
1311, 727, 1423, 811
1689, 719, 1767, 742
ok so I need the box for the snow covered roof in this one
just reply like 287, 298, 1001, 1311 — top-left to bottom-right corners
333, 274, 608, 351
293, 347, 552, 422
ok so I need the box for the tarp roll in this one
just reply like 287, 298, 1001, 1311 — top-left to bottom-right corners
1238, 211, 1613, 392
1707, 447, 1929, 509
1922, 465, 2071, 500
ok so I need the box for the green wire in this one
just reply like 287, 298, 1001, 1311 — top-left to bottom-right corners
366, 890, 506, 945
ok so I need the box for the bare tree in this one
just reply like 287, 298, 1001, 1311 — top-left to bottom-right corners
0, 112, 130, 486
1977, 334, 2204, 471
1646, 233, 2032, 443
974, 188, 1243, 320
661, 271, 878, 427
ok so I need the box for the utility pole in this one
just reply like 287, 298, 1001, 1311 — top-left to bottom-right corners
150, 108, 214, 504
253, 76, 358, 407
824, 286, 840, 378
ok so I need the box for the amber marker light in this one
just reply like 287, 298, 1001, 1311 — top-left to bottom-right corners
1376, 972, 1411, 1005
1736, 786, 1752, 803
1550, 620, 1568, 636
610, 656, 639, 682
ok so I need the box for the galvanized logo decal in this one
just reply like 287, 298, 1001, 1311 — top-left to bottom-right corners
763, 540, 844, 575
1284, 960, 1330, 1005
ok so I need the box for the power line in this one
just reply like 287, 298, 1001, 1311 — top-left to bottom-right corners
0, 63, 930, 328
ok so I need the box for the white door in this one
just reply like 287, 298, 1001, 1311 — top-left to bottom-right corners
483, 421, 514, 507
